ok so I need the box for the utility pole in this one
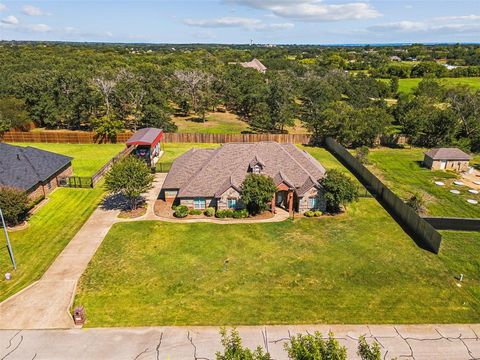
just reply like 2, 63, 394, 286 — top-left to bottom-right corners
0, 207, 16, 270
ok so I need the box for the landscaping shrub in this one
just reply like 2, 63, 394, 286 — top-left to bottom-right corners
233, 209, 249, 219
357, 336, 382, 360
174, 205, 189, 218
216, 328, 271, 360
0, 187, 29, 226
189, 209, 202, 215
304, 210, 315, 217
320, 169, 359, 213
314, 210, 323, 217
216, 209, 234, 218
204, 207, 215, 217
406, 192, 426, 215
241, 173, 277, 215
284, 331, 347, 360
171, 205, 178, 210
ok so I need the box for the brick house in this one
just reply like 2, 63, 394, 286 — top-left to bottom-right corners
0, 143, 73, 200
423, 148, 471, 172
161, 142, 327, 214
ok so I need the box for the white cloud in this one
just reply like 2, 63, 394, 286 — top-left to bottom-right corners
183, 16, 293, 31
22, 5, 49, 16
368, 14, 480, 34
226, 0, 381, 21
1, 15, 18, 25
0, 3, 6, 12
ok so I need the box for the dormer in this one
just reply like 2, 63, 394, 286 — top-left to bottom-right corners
249, 155, 265, 174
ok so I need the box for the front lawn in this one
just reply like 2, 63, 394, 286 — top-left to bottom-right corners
0, 186, 105, 302
368, 148, 480, 218
9, 142, 124, 177
74, 198, 480, 327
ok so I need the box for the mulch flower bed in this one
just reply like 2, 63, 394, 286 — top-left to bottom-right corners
118, 206, 147, 219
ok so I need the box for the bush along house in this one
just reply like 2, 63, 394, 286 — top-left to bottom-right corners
0, 143, 73, 200
161, 142, 327, 213
126, 128, 164, 169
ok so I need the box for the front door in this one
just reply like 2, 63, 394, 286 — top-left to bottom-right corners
276, 192, 285, 207
440, 160, 447, 170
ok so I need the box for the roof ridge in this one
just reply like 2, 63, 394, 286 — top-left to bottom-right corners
19, 147, 42, 182
277, 143, 318, 187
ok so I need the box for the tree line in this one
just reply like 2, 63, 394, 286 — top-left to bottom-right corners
0, 42, 479, 150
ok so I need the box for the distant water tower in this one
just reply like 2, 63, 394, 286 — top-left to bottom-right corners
250, 39, 253, 46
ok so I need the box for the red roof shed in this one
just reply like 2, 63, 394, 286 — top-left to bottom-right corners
126, 128, 163, 148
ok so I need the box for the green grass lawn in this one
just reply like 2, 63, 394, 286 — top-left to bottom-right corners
74, 198, 480, 326
368, 148, 480, 218
0, 186, 105, 302
9, 142, 124, 177
396, 77, 480, 94
174, 112, 250, 134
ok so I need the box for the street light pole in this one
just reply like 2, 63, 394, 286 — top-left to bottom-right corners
0, 207, 16, 270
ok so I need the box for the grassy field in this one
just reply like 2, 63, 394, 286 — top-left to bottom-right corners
368, 148, 480, 218
0, 186, 106, 302
74, 198, 480, 326
10, 142, 124, 177
396, 77, 480, 94
172, 111, 309, 135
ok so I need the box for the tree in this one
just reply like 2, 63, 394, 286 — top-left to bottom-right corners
104, 156, 154, 210
92, 114, 124, 142
0, 187, 29, 226
0, 97, 31, 132
320, 169, 358, 213
357, 336, 382, 360
284, 332, 347, 360
174, 70, 214, 114
355, 146, 370, 164
240, 174, 277, 215
216, 328, 271, 360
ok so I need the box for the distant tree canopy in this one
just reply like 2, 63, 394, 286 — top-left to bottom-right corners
0, 42, 479, 149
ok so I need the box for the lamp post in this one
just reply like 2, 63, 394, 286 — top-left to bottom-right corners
0, 207, 16, 270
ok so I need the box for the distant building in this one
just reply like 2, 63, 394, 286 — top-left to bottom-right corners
423, 148, 471, 172
231, 58, 267, 73
390, 55, 402, 62
0, 143, 72, 200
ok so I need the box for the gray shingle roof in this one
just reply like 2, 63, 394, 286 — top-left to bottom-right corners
163, 142, 326, 198
424, 148, 471, 161
0, 143, 72, 191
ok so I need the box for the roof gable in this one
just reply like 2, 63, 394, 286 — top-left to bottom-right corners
424, 148, 471, 161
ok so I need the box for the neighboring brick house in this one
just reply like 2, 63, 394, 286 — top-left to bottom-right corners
161, 142, 327, 213
0, 143, 73, 200
423, 148, 471, 172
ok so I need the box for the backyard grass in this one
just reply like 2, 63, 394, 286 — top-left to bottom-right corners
74, 198, 480, 326
0, 186, 106, 302
9, 142, 124, 177
368, 148, 480, 218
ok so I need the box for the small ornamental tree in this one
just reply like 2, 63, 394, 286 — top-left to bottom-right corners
216, 328, 271, 360
320, 169, 358, 213
241, 174, 277, 215
0, 187, 29, 226
284, 331, 347, 360
105, 156, 154, 210
406, 192, 426, 215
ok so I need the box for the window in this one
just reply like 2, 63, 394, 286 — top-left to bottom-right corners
308, 197, 318, 209
194, 197, 206, 209
47, 181, 52, 190
252, 165, 261, 174
227, 198, 237, 209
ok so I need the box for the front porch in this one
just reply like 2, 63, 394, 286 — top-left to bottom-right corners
271, 183, 297, 215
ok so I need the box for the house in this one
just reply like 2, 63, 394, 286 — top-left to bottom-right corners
235, 58, 267, 73
0, 143, 73, 199
390, 55, 402, 62
161, 142, 327, 213
423, 148, 471, 172
126, 128, 164, 169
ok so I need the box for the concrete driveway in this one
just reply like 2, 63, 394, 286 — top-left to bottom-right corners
0, 324, 479, 359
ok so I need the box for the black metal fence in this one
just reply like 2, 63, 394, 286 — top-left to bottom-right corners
58, 176, 93, 189
325, 137, 442, 254
423, 217, 480, 232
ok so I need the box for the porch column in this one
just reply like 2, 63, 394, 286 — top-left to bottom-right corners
271, 193, 276, 214
288, 190, 293, 215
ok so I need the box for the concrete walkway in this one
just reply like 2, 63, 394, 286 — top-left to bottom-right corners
0, 324, 479, 359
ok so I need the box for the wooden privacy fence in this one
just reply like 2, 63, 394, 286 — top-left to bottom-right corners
2, 130, 312, 144
325, 137, 442, 254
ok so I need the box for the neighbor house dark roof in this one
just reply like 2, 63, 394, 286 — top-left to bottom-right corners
0, 143, 72, 191
126, 128, 163, 147
424, 148, 472, 161
163, 142, 326, 198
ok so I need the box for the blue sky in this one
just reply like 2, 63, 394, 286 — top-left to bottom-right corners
0, 1, 479, 44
